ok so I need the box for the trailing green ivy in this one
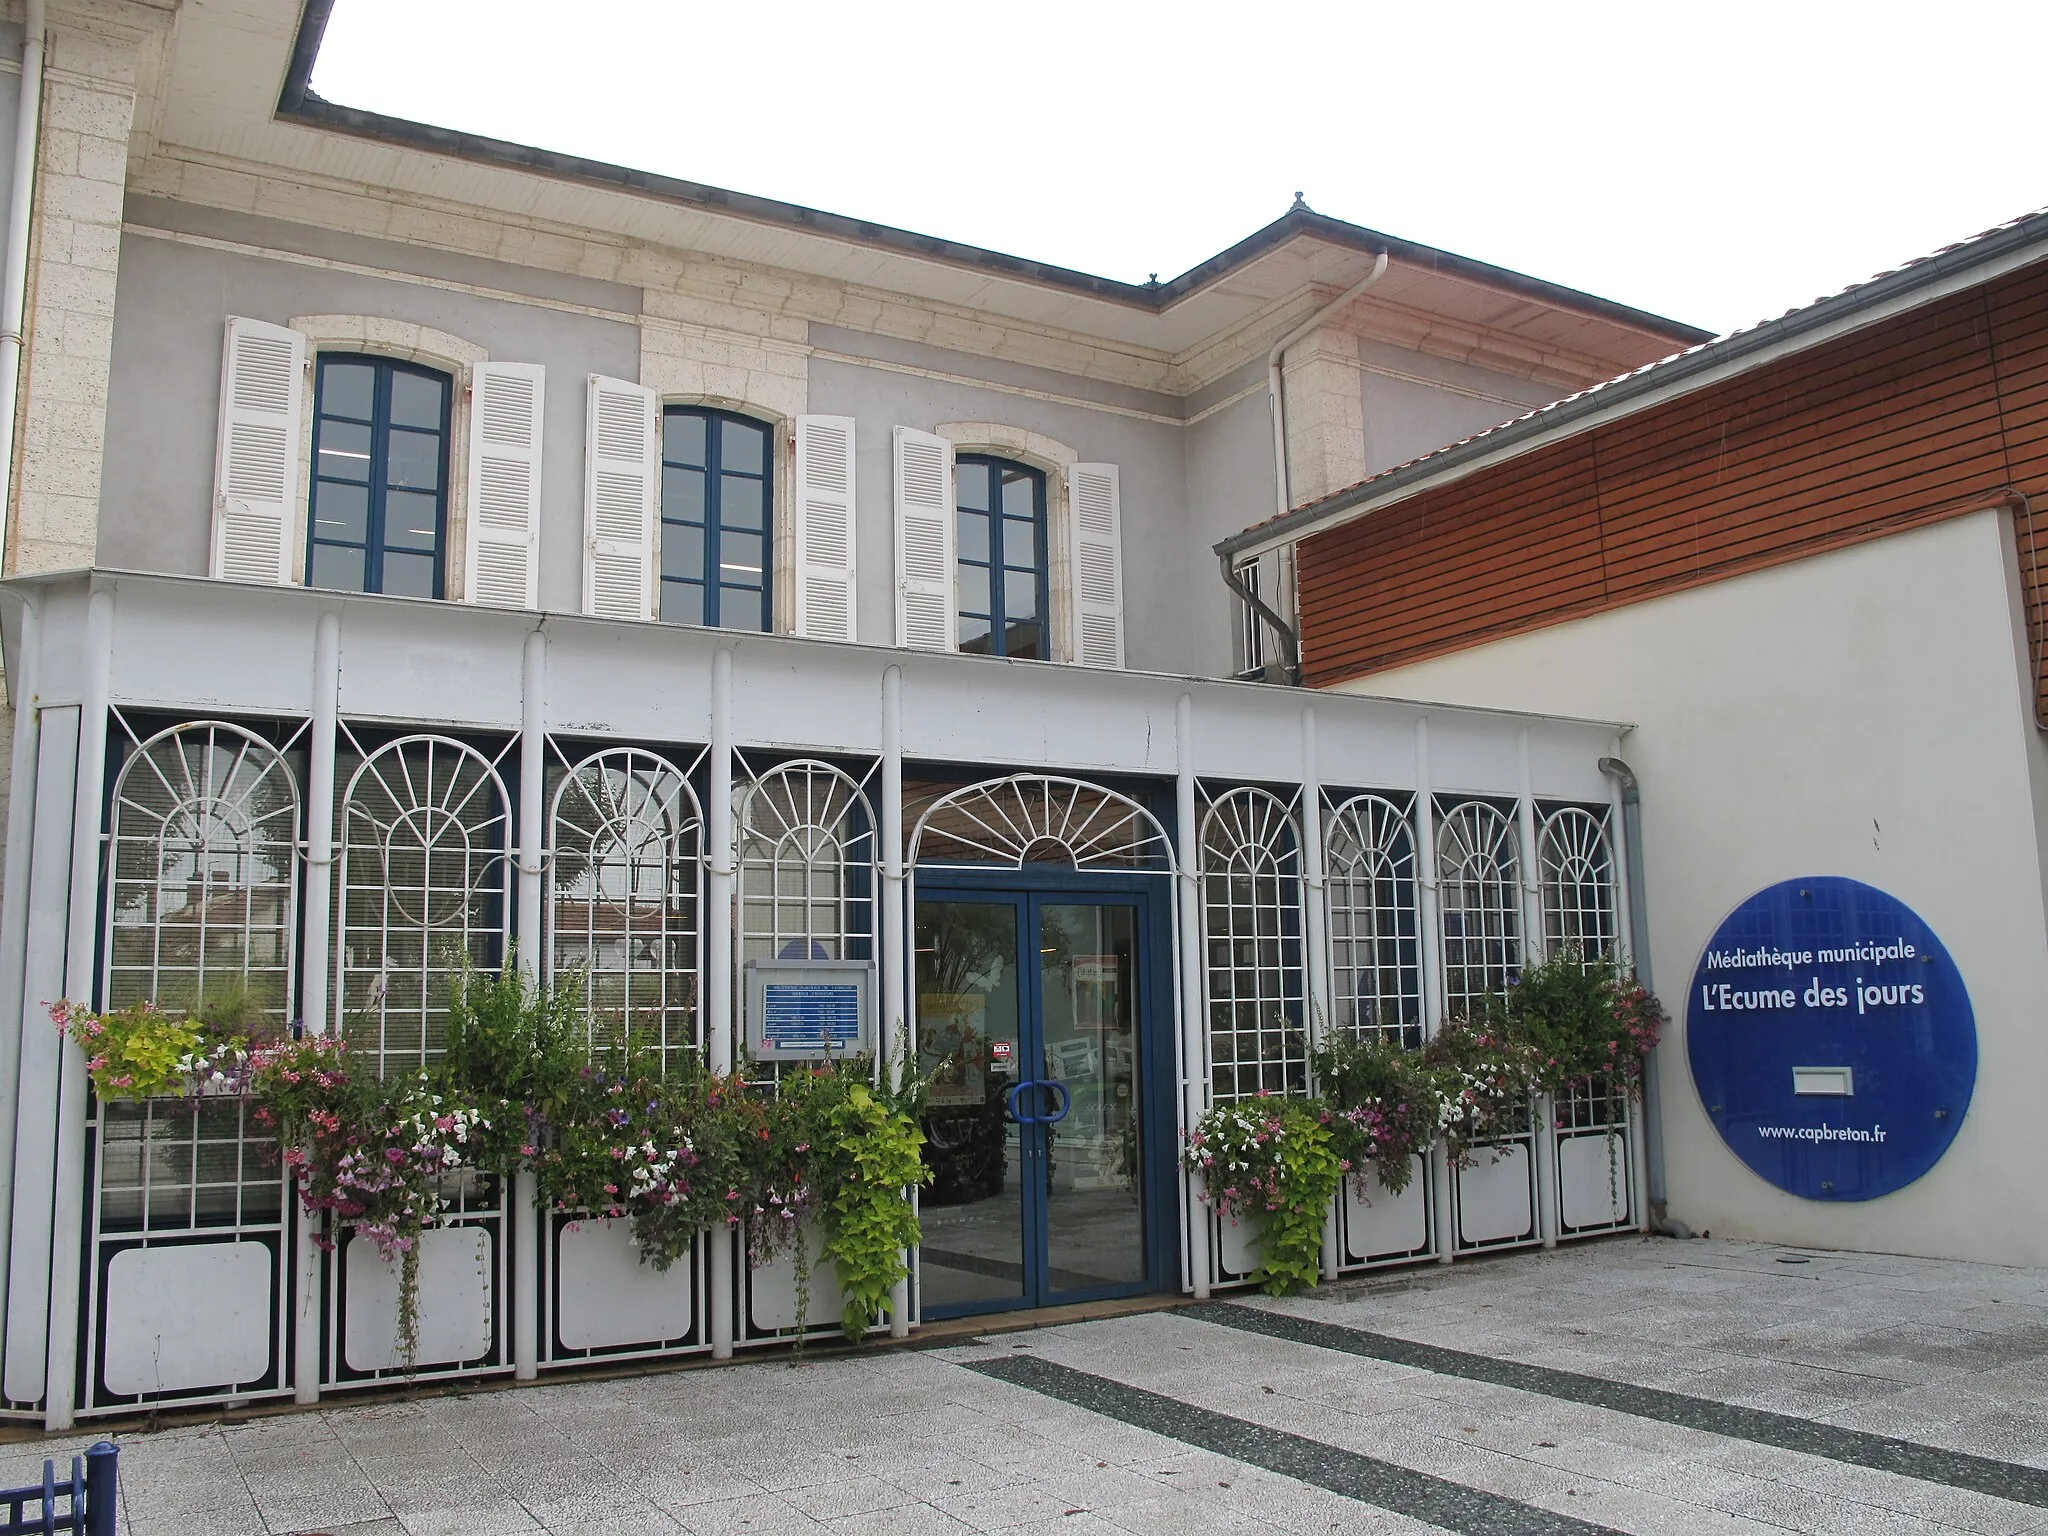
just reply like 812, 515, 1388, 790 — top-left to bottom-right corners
1181, 1094, 1346, 1295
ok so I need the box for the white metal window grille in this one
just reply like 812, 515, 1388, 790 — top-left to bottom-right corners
548, 746, 704, 1069
1538, 805, 1617, 963
736, 756, 877, 973
104, 720, 302, 1022
1199, 786, 1305, 1101
909, 774, 1173, 873
1323, 792, 1422, 1047
1434, 798, 1522, 1019
335, 731, 511, 1074
1234, 557, 1267, 680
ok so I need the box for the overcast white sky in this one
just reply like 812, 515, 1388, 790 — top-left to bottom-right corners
313, 0, 2048, 338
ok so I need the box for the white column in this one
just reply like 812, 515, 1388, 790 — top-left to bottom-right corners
0, 600, 41, 1351
1518, 729, 1559, 1251
294, 610, 340, 1404
45, 586, 112, 1430
1297, 708, 1339, 1280
706, 648, 735, 1358
880, 665, 909, 1338
1412, 718, 1453, 1265
1174, 694, 1211, 1299
512, 629, 545, 1379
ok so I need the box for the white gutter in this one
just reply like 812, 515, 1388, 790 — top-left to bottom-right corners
0, 0, 44, 572
1266, 250, 1389, 524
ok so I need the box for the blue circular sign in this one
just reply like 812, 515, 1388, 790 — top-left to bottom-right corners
1686, 877, 1975, 1202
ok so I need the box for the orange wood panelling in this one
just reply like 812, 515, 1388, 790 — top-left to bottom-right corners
1299, 264, 2048, 721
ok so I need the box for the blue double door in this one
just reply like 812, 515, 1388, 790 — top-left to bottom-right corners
914, 883, 1175, 1317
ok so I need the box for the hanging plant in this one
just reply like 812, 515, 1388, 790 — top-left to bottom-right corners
49, 998, 252, 1101
1306, 1031, 1438, 1196
1505, 946, 1666, 1097
1182, 1093, 1345, 1295
1419, 1013, 1544, 1167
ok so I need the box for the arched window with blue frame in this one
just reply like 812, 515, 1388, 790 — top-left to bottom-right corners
955, 455, 1047, 658
306, 355, 451, 598
660, 406, 773, 631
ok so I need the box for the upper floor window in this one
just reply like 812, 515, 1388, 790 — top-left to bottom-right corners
956, 456, 1046, 658
306, 356, 450, 598
661, 406, 772, 631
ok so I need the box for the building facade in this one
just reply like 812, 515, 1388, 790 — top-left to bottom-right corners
0, 0, 1711, 1427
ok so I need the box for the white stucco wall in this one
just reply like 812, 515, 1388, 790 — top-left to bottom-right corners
1330, 509, 2048, 1266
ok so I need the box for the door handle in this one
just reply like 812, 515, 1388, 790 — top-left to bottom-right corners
1005, 1080, 1036, 1123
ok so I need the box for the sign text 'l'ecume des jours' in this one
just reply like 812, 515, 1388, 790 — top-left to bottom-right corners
1686, 877, 1975, 1202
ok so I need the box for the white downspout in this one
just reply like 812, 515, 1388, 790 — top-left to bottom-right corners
1266, 250, 1389, 526
0, 0, 44, 567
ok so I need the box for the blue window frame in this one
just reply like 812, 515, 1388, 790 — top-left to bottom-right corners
306, 355, 450, 598
660, 407, 772, 631
956, 456, 1047, 658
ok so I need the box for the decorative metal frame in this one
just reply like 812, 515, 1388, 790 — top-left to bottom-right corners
547, 744, 705, 1068
908, 774, 1173, 872
1198, 786, 1305, 1101
735, 756, 877, 970
333, 729, 511, 1071
1538, 805, 1618, 962
1433, 798, 1523, 1019
1322, 791, 1422, 1048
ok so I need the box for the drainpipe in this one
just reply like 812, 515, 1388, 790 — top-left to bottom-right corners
0, 0, 44, 567
1598, 756, 1688, 1238
1234, 251, 1391, 684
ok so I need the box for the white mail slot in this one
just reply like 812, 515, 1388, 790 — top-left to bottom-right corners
1792, 1066, 1855, 1096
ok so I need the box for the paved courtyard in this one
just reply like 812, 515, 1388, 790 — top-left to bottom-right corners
11, 1235, 2048, 1535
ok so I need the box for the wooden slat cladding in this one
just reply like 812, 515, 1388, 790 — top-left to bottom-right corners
1298, 261, 2048, 721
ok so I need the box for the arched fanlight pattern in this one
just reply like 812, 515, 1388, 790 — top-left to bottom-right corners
337, 734, 510, 1076
1435, 798, 1522, 1019
98, 720, 299, 1242
737, 757, 876, 970
104, 720, 300, 1020
550, 748, 702, 1070
1199, 786, 1305, 1101
1323, 792, 1421, 1048
1539, 806, 1617, 965
910, 774, 1173, 872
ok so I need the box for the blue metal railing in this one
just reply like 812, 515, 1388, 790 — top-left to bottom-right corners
0, 1442, 117, 1536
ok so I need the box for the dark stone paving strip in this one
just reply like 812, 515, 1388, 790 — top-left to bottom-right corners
1190, 1301, 2048, 1509
962, 1353, 1627, 1536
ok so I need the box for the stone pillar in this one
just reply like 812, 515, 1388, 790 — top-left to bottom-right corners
1281, 326, 1368, 511
9, 20, 138, 575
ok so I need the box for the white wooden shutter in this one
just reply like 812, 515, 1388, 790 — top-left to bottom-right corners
464, 362, 545, 608
794, 414, 857, 641
582, 374, 659, 621
1070, 463, 1125, 668
210, 317, 305, 584
893, 426, 955, 651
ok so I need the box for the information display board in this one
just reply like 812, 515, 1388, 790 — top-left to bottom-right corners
744, 960, 875, 1062
1686, 876, 1975, 1202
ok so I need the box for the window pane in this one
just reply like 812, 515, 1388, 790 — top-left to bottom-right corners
1004, 569, 1040, 621
660, 579, 707, 625
1003, 515, 1037, 570
718, 529, 762, 581
663, 466, 706, 524
956, 462, 990, 513
1005, 620, 1042, 660
720, 417, 766, 475
381, 550, 437, 599
717, 588, 767, 633
308, 542, 365, 593
661, 525, 705, 580
720, 474, 764, 531
1001, 469, 1035, 518
319, 362, 374, 421
316, 421, 372, 482
387, 428, 441, 491
389, 370, 446, 430
957, 563, 990, 617
959, 615, 992, 653
312, 481, 368, 544
385, 490, 440, 552
665, 411, 708, 467
958, 508, 989, 563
